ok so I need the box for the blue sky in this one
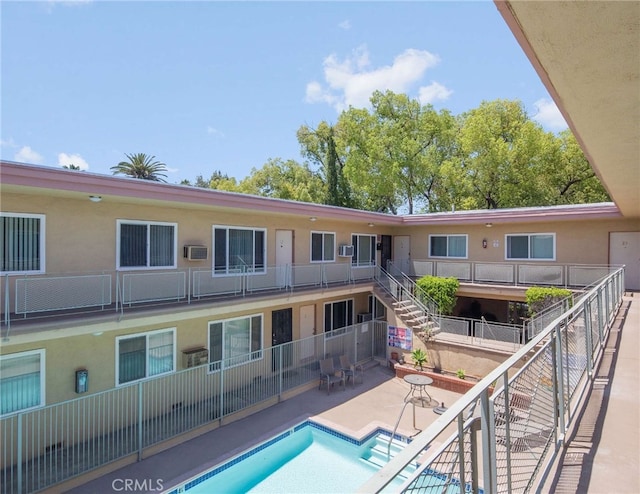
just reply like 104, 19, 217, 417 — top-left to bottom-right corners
1, 1, 567, 183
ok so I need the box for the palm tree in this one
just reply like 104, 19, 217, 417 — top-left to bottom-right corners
111, 153, 168, 182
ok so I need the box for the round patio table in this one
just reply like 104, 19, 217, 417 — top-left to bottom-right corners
403, 374, 434, 404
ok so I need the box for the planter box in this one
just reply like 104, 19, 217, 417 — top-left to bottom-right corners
394, 364, 490, 395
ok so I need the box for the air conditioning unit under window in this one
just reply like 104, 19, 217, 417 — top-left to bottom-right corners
338, 245, 354, 257
184, 245, 209, 261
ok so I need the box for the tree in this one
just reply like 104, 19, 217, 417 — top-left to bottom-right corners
62, 164, 81, 170
297, 122, 354, 208
541, 129, 610, 204
338, 91, 456, 214
111, 153, 168, 182
237, 158, 325, 202
455, 99, 552, 209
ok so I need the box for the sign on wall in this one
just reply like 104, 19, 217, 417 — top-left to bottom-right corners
388, 326, 412, 350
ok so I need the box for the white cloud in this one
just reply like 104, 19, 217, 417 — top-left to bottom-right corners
15, 146, 44, 164
305, 46, 447, 112
418, 81, 453, 105
532, 98, 568, 131
58, 152, 89, 170
206, 126, 225, 137
338, 20, 351, 30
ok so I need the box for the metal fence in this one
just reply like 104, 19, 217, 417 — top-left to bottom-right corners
358, 267, 624, 493
0, 321, 388, 494
387, 260, 620, 289
2, 263, 374, 330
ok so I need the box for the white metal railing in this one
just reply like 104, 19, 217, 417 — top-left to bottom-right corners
358, 267, 624, 493
386, 260, 619, 289
0, 321, 388, 494
1, 263, 377, 329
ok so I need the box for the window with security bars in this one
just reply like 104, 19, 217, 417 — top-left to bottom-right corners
351, 234, 376, 267
429, 234, 467, 258
0, 350, 45, 415
213, 226, 266, 275
1, 213, 45, 273
117, 220, 176, 269
116, 329, 175, 384
506, 233, 555, 260
208, 314, 263, 371
311, 231, 335, 262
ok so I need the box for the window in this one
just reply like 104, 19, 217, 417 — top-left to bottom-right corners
506, 233, 555, 260
324, 299, 354, 335
311, 231, 335, 262
213, 226, 266, 275
116, 329, 175, 385
117, 220, 176, 269
369, 295, 387, 320
0, 350, 45, 415
429, 234, 467, 258
1, 213, 45, 274
208, 314, 263, 371
351, 234, 376, 267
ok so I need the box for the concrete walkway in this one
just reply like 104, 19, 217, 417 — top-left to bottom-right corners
540, 292, 640, 493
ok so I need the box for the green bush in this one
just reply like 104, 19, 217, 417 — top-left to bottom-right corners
411, 348, 428, 370
525, 286, 573, 316
415, 275, 459, 315
456, 368, 466, 380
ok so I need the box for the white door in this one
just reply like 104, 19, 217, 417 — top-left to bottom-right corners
393, 235, 411, 273
610, 232, 640, 291
275, 230, 293, 287
299, 304, 316, 360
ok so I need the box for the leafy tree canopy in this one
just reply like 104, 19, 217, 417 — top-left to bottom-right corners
111, 153, 168, 182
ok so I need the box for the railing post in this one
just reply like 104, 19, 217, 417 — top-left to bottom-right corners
3, 273, 10, 331
555, 324, 567, 439
17, 412, 23, 494
137, 381, 143, 461
584, 298, 594, 378
480, 388, 496, 494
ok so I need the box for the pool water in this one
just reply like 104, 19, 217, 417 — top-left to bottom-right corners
168, 421, 411, 494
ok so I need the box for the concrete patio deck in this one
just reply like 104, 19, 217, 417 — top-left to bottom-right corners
63, 293, 639, 494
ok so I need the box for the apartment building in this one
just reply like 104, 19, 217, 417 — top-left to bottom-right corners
1, 160, 638, 414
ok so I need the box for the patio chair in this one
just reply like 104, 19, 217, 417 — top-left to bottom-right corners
319, 358, 345, 394
340, 354, 363, 387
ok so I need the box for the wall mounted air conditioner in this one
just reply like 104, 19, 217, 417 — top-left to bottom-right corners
338, 245, 354, 257
184, 245, 209, 261
357, 313, 373, 323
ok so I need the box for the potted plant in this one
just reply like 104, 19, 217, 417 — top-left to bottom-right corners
411, 348, 428, 370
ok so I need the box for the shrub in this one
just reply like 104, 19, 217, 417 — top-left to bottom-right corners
411, 348, 428, 370
525, 286, 573, 316
456, 368, 466, 380
415, 275, 459, 315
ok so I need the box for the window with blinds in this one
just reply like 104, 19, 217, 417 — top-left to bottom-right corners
506, 233, 555, 260
0, 350, 45, 415
117, 220, 176, 269
429, 234, 468, 258
208, 314, 263, 371
1, 213, 45, 273
213, 226, 266, 275
116, 329, 175, 385
311, 231, 335, 262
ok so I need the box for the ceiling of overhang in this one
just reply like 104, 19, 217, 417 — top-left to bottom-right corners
497, 1, 640, 219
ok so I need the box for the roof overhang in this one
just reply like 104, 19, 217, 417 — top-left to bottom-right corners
495, 1, 640, 219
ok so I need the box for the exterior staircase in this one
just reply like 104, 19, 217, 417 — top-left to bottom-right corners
374, 268, 441, 337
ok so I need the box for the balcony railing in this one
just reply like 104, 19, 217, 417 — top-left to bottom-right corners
358, 267, 625, 493
1, 263, 376, 330
387, 259, 619, 288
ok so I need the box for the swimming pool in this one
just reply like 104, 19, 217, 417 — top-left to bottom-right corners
166, 421, 413, 494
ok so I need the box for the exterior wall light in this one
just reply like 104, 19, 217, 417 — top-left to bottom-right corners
485, 222, 493, 227
309, 217, 317, 222
89, 195, 102, 202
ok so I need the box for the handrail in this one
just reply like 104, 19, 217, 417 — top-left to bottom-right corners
358, 267, 624, 493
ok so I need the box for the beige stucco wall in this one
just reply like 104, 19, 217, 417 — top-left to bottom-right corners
400, 218, 639, 265
0, 285, 374, 405
0, 192, 396, 273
